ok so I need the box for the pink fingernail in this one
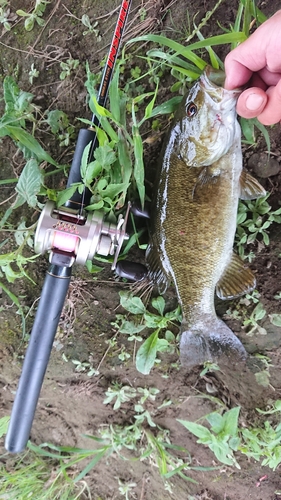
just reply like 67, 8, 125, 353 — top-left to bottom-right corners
245, 94, 265, 111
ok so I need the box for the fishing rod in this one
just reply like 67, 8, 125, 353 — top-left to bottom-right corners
5, 0, 133, 454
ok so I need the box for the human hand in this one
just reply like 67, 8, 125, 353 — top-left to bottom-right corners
224, 10, 281, 125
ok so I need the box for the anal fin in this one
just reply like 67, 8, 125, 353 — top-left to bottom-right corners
216, 252, 256, 300
239, 170, 267, 200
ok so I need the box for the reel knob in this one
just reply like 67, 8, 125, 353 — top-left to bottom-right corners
115, 260, 148, 281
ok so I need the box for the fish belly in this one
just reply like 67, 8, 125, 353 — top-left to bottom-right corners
155, 146, 241, 323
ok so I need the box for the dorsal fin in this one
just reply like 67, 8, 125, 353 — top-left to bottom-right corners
216, 252, 256, 300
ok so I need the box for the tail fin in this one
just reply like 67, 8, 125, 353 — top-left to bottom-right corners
180, 316, 247, 368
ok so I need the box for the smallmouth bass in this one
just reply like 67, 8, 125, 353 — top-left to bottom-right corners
146, 67, 266, 368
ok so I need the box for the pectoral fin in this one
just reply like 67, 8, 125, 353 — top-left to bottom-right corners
216, 252, 256, 300
192, 165, 220, 197
239, 170, 267, 200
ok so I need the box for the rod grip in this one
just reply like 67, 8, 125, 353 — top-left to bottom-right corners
65, 128, 97, 210
5, 265, 71, 453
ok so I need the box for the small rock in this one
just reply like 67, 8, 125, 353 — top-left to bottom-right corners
247, 152, 281, 178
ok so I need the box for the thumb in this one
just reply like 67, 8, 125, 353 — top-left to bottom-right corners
236, 87, 267, 119
256, 79, 281, 125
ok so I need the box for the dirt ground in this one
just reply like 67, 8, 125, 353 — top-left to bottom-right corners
1, 1, 281, 499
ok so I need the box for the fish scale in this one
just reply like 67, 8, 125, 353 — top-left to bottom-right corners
146, 66, 267, 368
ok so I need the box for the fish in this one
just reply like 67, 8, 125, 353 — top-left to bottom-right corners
145, 66, 266, 368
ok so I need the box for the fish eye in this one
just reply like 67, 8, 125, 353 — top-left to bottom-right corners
186, 102, 197, 117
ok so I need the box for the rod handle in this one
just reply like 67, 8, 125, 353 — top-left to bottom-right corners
5, 265, 71, 453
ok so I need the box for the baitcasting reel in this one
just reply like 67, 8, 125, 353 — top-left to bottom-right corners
34, 200, 130, 270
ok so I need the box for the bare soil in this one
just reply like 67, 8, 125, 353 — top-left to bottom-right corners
1, 1, 281, 499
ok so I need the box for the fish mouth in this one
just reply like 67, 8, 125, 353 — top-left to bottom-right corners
201, 65, 242, 99
200, 65, 242, 113
206, 66, 226, 87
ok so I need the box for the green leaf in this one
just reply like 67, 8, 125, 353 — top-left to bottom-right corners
118, 128, 132, 183
74, 448, 111, 482
151, 296, 165, 316
254, 119, 271, 154
150, 96, 182, 117
0, 416, 10, 438
229, 436, 240, 451
6, 125, 57, 165
147, 49, 201, 75
240, 117, 256, 144
98, 182, 128, 201
269, 314, 281, 327
143, 82, 159, 121
84, 160, 102, 184
91, 94, 113, 118
119, 291, 146, 314
57, 184, 81, 207
45, 109, 69, 133
143, 312, 165, 329
119, 320, 146, 334
177, 419, 212, 441
94, 144, 116, 168
268, 313, 281, 327
85, 260, 103, 273
15, 159, 43, 207
109, 64, 121, 122
209, 441, 236, 466
1, 263, 22, 283
206, 412, 224, 434
136, 330, 160, 374
127, 34, 206, 69
16, 9, 30, 16
133, 125, 145, 208
3, 76, 33, 119
221, 407, 240, 436
25, 16, 35, 31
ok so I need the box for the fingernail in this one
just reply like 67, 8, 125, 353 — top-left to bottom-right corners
245, 93, 265, 111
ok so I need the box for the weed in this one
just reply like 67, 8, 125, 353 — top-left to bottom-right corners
103, 383, 137, 410
269, 313, 281, 327
44, 109, 76, 147
253, 353, 273, 387
16, 0, 49, 31
199, 361, 221, 378
114, 292, 181, 374
240, 400, 281, 470
179, 397, 281, 471
63, 6, 101, 39
235, 194, 281, 260
81, 14, 101, 39
178, 407, 241, 468
0, 2, 16, 31
28, 63, 39, 84
59, 58, 80, 80
243, 302, 267, 336
118, 479, 137, 500
224, 290, 268, 337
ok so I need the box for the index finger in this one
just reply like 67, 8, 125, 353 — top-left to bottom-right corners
224, 36, 267, 89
